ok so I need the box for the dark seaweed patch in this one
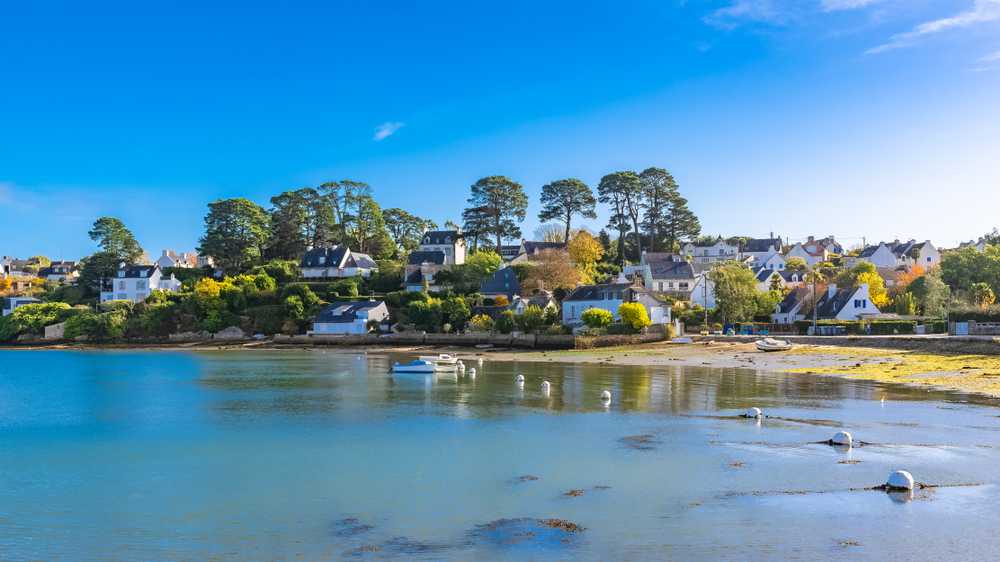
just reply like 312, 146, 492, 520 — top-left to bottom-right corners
474, 518, 586, 548
620, 434, 660, 450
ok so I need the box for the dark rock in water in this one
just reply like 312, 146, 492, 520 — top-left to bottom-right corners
474, 518, 586, 548
332, 518, 375, 537
620, 434, 660, 450
565, 489, 584, 497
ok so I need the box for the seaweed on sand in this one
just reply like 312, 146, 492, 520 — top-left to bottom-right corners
474, 518, 586, 547
620, 434, 660, 450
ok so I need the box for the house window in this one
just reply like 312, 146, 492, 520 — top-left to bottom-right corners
570, 306, 575, 317
423, 238, 429, 244
118, 293, 127, 300
136, 293, 145, 301
446, 248, 452, 255
445, 237, 451, 243
658, 282, 663, 291
669, 282, 675, 288
319, 257, 326, 264
119, 281, 126, 290
769, 264, 774, 269
679, 282, 689, 290
136, 280, 146, 290
504, 273, 508, 277
778, 264, 783, 269
505, 283, 509, 288
927, 257, 931, 262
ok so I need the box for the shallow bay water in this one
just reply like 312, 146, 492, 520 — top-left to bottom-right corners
2, 349, 999, 560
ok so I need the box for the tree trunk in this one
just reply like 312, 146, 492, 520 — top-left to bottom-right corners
564, 217, 571, 244
633, 220, 643, 259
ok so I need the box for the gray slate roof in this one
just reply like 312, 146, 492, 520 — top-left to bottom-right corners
563, 283, 632, 302
313, 301, 384, 324
479, 266, 520, 299
347, 252, 378, 270
421, 230, 459, 245
408, 251, 446, 265
804, 287, 863, 320
741, 238, 783, 253
300, 246, 347, 268
522, 241, 567, 255
775, 287, 810, 314
647, 260, 695, 280
116, 265, 158, 278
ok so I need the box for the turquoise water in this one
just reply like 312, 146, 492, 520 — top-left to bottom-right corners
2, 350, 1000, 560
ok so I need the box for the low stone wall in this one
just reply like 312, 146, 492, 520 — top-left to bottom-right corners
168, 331, 212, 342
535, 334, 576, 349
575, 332, 665, 350
424, 332, 512, 347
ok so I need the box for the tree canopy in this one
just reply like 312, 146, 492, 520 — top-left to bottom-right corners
466, 175, 529, 253
197, 198, 269, 273
88, 217, 144, 264
538, 178, 597, 243
708, 265, 758, 323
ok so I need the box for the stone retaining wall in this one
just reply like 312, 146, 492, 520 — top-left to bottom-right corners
684, 334, 1000, 355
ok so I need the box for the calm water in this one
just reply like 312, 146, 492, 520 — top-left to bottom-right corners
2, 350, 1000, 561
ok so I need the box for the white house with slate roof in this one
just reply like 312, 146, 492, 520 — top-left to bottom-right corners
803, 284, 876, 321
101, 263, 181, 303
562, 275, 663, 327
418, 228, 465, 265
752, 246, 786, 271
643, 258, 695, 299
479, 266, 521, 301
740, 237, 784, 262
856, 242, 896, 268
682, 237, 739, 264
772, 286, 811, 324
309, 301, 389, 335
300, 246, 378, 278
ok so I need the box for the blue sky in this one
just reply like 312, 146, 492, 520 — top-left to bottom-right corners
2, 0, 999, 260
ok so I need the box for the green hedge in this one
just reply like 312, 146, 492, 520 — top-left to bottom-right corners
948, 311, 1000, 323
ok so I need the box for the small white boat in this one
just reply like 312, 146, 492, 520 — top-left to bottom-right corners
671, 338, 693, 344
392, 360, 436, 373
756, 338, 793, 352
418, 353, 458, 365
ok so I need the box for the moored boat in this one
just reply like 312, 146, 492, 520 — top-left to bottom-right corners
392, 360, 436, 373
418, 353, 458, 365
756, 338, 793, 352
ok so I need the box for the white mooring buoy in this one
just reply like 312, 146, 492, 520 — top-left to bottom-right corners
888, 470, 914, 490
541, 381, 551, 389
516, 375, 525, 381
745, 407, 762, 418
469, 368, 476, 375
601, 390, 612, 401
478, 358, 483, 366
832, 431, 853, 446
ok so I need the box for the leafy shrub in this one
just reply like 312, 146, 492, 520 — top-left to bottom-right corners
581, 308, 613, 329
515, 305, 546, 333
280, 284, 321, 315
494, 296, 509, 307
664, 324, 676, 340
469, 314, 494, 332
495, 310, 515, 334
618, 303, 651, 331
544, 305, 560, 325
605, 322, 637, 335
0, 303, 71, 341
249, 260, 299, 283
334, 278, 360, 298
408, 300, 443, 332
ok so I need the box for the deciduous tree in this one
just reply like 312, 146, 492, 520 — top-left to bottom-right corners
707, 265, 758, 323
522, 249, 582, 295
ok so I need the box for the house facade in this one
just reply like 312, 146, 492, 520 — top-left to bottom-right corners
740, 238, 784, 262
309, 301, 390, 335
418, 229, 466, 265
753, 246, 786, 271
786, 236, 830, 268
804, 283, 877, 321
1, 257, 34, 278
508, 293, 558, 315
562, 277, 665, 327
683, 237, 739, 264
37, 260, 78, 281
856, 242, 896, 268
155, 250, 195, 269
771, 287, 811, 324
2, 296, 43, 316
100, 264, 182, 303
889, 240, 941, 268
643, 259, 695, 300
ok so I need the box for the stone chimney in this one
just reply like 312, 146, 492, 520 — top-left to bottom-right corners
119, 262, 126, 269
617, 272, 628, 284
456, 226, 462, 234
576, 281, 584, 288
423, 226, 428, 234
828, 284, 837, 298
807, 236, 815, 243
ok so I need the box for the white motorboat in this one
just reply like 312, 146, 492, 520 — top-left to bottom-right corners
756, 338, 793, 352
392, 360, 436, 373
418, 353, 458, 365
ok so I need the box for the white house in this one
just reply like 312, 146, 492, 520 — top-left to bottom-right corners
754, 268, 808, 293
855, 242, 896, 268
771, 287, 811, 324
1, 257, 35, 278
309, 301, 389, 335
508, 293, 558, 315
562, 277, 663, 327
100, 264, 182, 303
752, 246, 786, 271
155, 250, 195, 269
889, 240, 941, 268
690, 273, 717, 309
644, 258, 695, 299
683, 237, 739, 264
37, 260, 78, 281
300, 246, 378, 278
418, 229, 466, 265
959, 238, 988, 252
804, 283, 877, 321
786, 236, 830, 268
2, 296, 43, 316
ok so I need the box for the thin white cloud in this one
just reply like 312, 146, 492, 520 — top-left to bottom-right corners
702, 0, 785, 28
821, 0, 884, 10
373, 121, 405, 141
981, 49, 1000, 60
867, 0, 1000, 53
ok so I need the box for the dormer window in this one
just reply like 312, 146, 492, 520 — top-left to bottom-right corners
319, 257, 326, 264
140, 270, 147, 278
424, 238, 430, 244
445, 237, 451, 243
307, 259, 313, 265
118, 271, 125, 277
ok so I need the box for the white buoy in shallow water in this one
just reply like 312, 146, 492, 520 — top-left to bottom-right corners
458, 361, 465, 370
478, 358, 483, 366
541, 381, 550, 389
745, 407, 762, 418
832, 431, 853, 446
888, 470, 914, 489
601, 390, 612, 401
469, 368, 476, 375
516, 375, 525, 381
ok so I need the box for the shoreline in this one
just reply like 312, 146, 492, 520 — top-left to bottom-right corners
5, 339, 1000, 399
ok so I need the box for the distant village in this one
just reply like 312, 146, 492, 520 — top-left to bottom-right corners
2, 172, 999, 343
